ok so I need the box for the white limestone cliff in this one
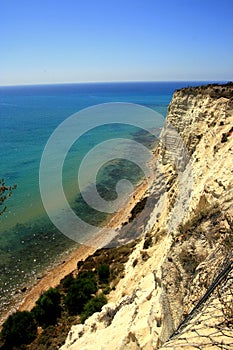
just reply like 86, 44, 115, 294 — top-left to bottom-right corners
61, 84, 233, 350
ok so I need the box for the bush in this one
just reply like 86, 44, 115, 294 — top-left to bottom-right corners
65, 272, 97, 315
129, 197, 147, 222
32, 288, 62, 327
60, 274, 75, 292
80, 293, 107, 323
98, 264, 110, 283
1, 311, 37, 348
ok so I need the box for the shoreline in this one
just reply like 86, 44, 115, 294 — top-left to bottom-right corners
0, 171, 154, 327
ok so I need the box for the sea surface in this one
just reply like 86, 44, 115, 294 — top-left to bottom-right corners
0, 81, 212, 315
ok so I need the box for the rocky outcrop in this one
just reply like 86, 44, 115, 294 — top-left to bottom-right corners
61, 84, 233, 350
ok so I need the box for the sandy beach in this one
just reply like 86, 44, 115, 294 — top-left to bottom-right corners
20, 179, 150, 311
0, 174, 153, 327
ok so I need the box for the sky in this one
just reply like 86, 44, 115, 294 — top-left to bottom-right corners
0, 0, 233, 85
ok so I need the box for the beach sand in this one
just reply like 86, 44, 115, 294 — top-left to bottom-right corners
0, 174, 153, 326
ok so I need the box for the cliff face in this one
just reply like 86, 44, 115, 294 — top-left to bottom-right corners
61, 84, 233, 350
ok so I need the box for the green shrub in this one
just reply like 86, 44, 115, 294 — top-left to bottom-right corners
80, 293, 107, 323
60, 274, 75, 291
32, 288, 62, 327
129, 197, 147, 222
98, 264, 110, 283
1, 310, 37, 348
65, 272, 97, 315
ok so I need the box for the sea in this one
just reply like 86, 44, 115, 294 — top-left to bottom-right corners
0, 81, 215, 316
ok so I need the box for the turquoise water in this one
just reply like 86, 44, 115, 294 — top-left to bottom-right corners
0, 81, 206, 314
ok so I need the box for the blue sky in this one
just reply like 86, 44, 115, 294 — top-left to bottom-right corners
0, 0, 232, 85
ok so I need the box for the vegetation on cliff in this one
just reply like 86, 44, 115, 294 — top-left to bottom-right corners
0, 241, 136, 349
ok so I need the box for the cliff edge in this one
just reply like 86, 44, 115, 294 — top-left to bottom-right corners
61, 83, 233, 350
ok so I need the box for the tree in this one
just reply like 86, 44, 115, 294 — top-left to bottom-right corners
32, 288, 62, 327
1, 311, 37, 348
0, 178, 16, 216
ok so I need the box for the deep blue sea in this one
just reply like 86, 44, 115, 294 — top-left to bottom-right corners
0, 81, 211, 315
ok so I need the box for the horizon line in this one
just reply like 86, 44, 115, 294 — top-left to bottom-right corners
0, 79, 231, 88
